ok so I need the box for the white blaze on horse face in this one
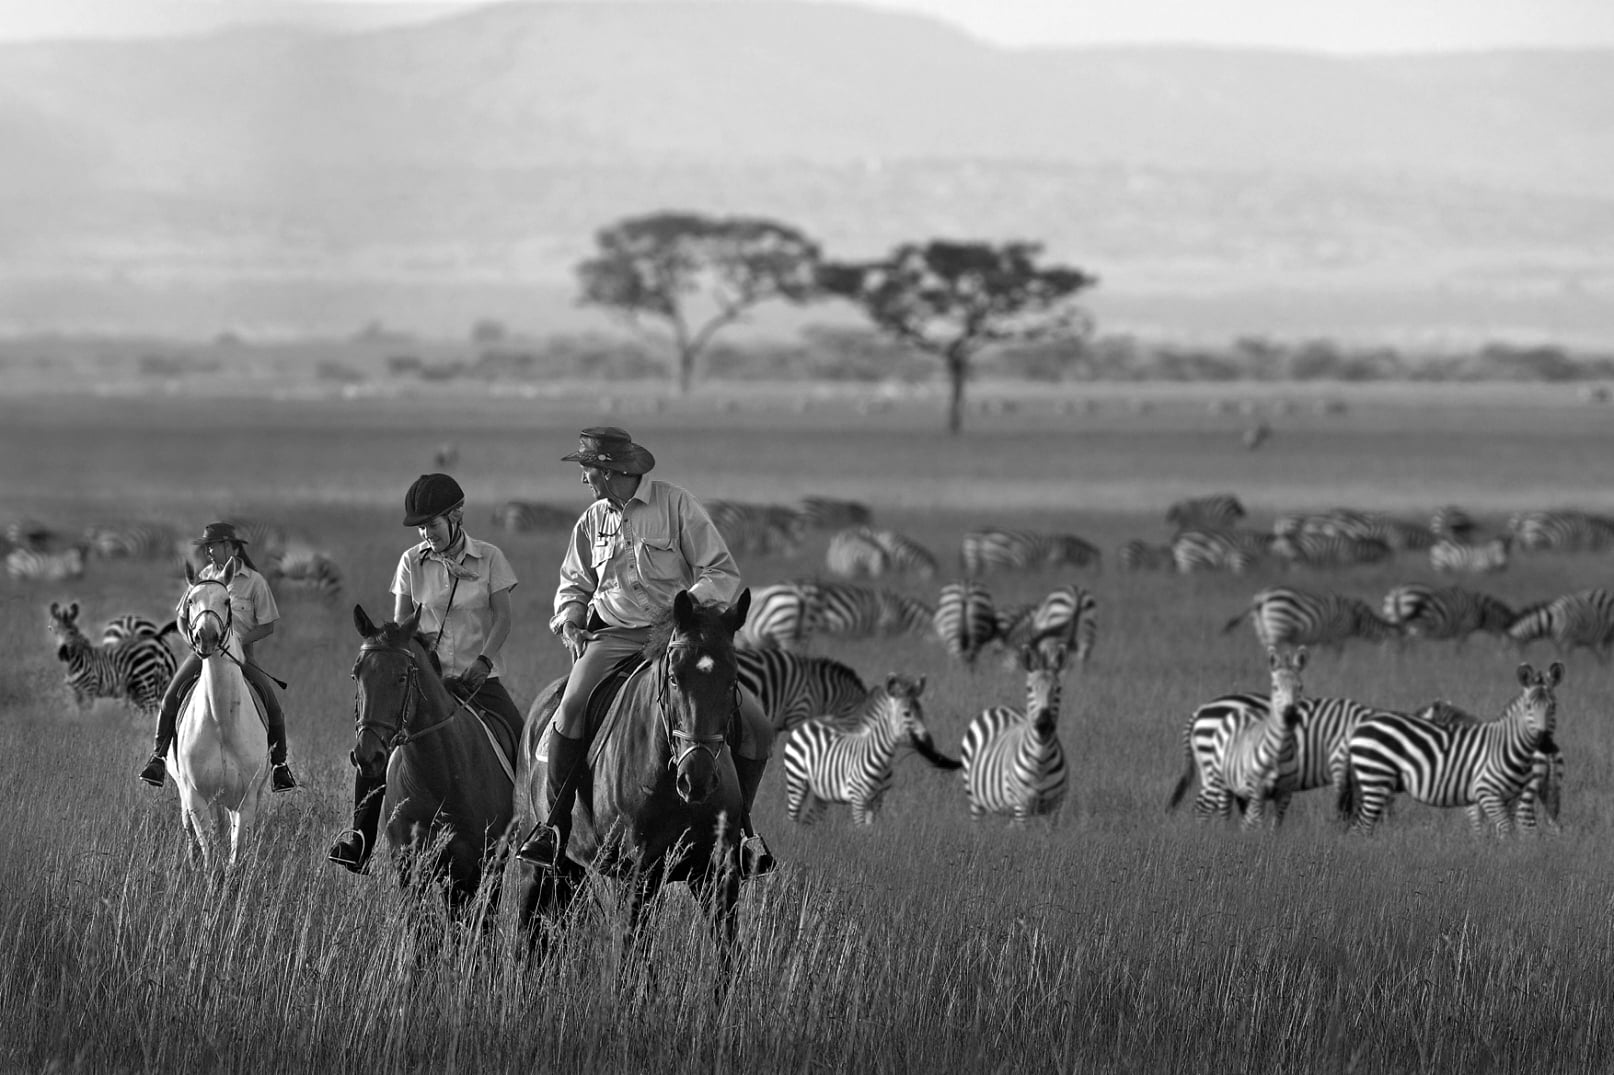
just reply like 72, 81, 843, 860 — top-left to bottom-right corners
696, 655, 715, 674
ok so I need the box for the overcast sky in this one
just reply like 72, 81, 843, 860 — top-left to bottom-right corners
1, 0, 1611, 52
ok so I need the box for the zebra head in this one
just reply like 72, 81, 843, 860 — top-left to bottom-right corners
1021, 642, 1068, 735
1514, 661, 1563, 752
1267, 645, 1306, 717
880, 673, 931, 745
47, 600, 82, 642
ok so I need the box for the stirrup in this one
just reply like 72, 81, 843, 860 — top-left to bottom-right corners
741, 833, 776, 879
327, 830, 370, 874
271, 763, 298, 793
516, 822, 564, 868
138, 754, 167, 788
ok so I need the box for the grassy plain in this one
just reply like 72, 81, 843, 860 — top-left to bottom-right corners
1, 381, 1612, 1074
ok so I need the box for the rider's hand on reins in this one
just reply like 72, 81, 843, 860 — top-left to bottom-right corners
561, 623, 595, 662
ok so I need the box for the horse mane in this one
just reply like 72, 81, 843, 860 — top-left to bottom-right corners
642, 597, 737, 663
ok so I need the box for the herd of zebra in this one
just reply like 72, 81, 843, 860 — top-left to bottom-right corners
3, 516, 345, 602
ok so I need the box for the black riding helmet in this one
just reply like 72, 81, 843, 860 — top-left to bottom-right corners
402, 473, 465, 526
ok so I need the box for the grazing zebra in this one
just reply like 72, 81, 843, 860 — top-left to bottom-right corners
1507, 509, 1614, 553
865, 529, 939, 579
46, 601, 178, 716
738, 582, 819, 650
1429, 505, 1477, 542
1416, 699, 1564, 834
1506, 589, 1614, 661
1430, 537, 1510, 574
736, 648, 868, 732
1165, 493, 1246, 532
1222, 587, 1401, 651
1218, 647, 1307, 830
933, 580, 998, 666
83, 521, 180, 560
491, 499, 575, 533
4, 518, 59, 551
1342, 661, 1563, 836
267, 547, 344, 603
813, 582, 933, 640
6, 544, 88, 581
1380, 584, 1515, 645
795, 496, 873, 530
1116, 539, 1174, 572
1270, 532, 1393, 570
706, 500, 805, 556
995, 584, 1096, 666
220, 517, 292, 560
99, 613, 176, 646
825, 528, 891, 579
959, 529, 1100, 575
1171, 528, 1271, 574
782, 674, 956, 825
961, 642, 1071, 823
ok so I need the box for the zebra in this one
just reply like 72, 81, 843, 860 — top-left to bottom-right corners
960, 642, 1072, 824
1218, 647, 1307, 830
1165, 493, 1245, 532
959, 529, 1100, 575
813, 581, 933, 640
491, 499, 576, 533
4, 518, 59, 552
995, 584, 1097, 667
220, 517, 292, 560
1429, 505, 1478, 542
782, 674, 957, 825
1430, 536, 1510, 574
1506, 589, 1614, 661
825, 528, 891, 579
1507, 510, 1614, 553
267, 547, 344, 603
795, 496, 873, 530
46, 601, 178, 717
83, 521, 180, 560
706, 500, 805, 556
1222, 587, 1401, 651
735, 648, 868, 733
1270, 532, 1393, 570
933, 580, 998, 666
6, 544, 88, 582
1415, 699, 1564, 834
99, 613, 177, 646
864, 529, 939, 579
737, 582, 819, 650
1170, 528, 1271, 574
1116, 539, 1174, 572
1380, 584, 1515, 645
1341, 661, 1563, 836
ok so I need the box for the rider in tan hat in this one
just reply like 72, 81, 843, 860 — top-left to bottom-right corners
517, 427, 776, 877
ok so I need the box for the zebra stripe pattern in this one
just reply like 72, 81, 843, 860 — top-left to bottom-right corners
1116, 539, 1173, 572
795, 496, 873, 530
813, 582, 933, 640
1000, 584, 1096, 666
825, 528, 890, 579
1166, 493, 1246, 532
267, 545, 344, 603
1171, 528, 1271, 574
705, 500, 805, 556
47, 601, 178, 716
99, 613, 176, 646
1380, 584, 1514, 644
1506, 589, 1614, 659
1507, 510, 1614, 553
1416, 699, 1565, 834
1270, 532, 1393, 570
7, 545, 88, 581
83, 521, 181, 560
1223, 587, 1401, 650
1218, 647, 1307, 829
782, 674, 941, 825
934, 580, 998, 666
1429, 505, 1478, 542
1342, 662, 1563, 836
961, 642, 1071, 823
737, 582, 819, 650
960, 529, 1100, 575
736, 648, 868, 732
1429, 537, 1510, 574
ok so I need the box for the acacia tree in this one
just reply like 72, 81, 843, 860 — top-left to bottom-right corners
576, 211, 821, 394
819, 241, 1098, 434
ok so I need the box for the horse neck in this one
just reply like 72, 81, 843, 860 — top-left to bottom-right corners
196, 640, 251, 711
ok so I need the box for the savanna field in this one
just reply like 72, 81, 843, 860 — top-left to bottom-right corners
3, 379, 1614, 1074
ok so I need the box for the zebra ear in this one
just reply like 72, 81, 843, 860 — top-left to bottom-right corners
353, 604, 380, 639
1547, 661, 1564, 687
1516, 663, 1534, 687
1294, 646, 1308, 670
1268, 646, 1279, 669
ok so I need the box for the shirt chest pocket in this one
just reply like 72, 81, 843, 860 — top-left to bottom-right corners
634, 522, 681, 578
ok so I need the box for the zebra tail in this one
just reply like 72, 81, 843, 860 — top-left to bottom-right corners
1167, 745, 1196, 811
1220, 607, 1251, 635
911, 733, 963, 771
1335, 765, 1357, 824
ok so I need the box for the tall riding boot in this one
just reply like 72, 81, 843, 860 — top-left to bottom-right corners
733, 755, 777, 879
267, 721, 298, 792
327, 773, 387, 874
138, 697, 180, 787
516, 731, 589, 867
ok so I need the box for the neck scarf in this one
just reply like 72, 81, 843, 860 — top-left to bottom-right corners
423, 534, 479, 581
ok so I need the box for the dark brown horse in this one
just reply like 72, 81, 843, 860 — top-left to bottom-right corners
350, 606, 516, 924
517, 589, 750, 977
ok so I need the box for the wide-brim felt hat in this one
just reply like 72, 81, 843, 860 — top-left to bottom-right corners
561, 427, 656, 475
192, 521, 247, 547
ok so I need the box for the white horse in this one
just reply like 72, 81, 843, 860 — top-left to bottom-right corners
171, 561, 269, 868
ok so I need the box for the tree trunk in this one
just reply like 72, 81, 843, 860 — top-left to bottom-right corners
946, 354, 968, 435
677, 346, 694, 395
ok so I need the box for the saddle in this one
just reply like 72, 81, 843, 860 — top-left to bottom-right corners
583, 655, 651, 763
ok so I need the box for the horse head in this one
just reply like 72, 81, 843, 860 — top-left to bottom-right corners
181, 559, 236, 658
648, 588, 750, 807
349, 602, 435, 779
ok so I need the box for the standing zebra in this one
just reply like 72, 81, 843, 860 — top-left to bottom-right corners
1171, 528, 1271, 574
1270, 533, 1393, 570
1416, 699, 1564, 835
99, 613, 177, 646
961, 642, 1072, 824
782, 674, 957, 825
736, 648, 869, 733
1506, 589, 1614, 661
865, 529, 939, 579
1116, 539, 1174, 572
1222, 587, 1401, 651
825, 528, 892, 579
267, 547, 344, 603
83, 521, 180, 560
1430, 537, 1510, 574
933, 580, 998, 666
1341, 662, 1563, 836
1165, 493, 1246, 532
1429, 505, 1478, 543
995, 583, 1097, 666
46, 601, 178, 717
1218, 647, 1307, 830
813, 582, 933, 640
7, 544, 88, 582
960, 529, 1100, 575
1507, 510, 1614, 553
737, 582, 820, 650
1380, 584, 1515, 645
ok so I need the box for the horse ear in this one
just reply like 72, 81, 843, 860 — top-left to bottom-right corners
674, 589, 696, 629
723, 588, 752, 633
185, 561, 197, 585
399, 607, 421, 637
353, 604, 379, 639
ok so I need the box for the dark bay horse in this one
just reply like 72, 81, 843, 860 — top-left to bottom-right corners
350, 605, 516, 924
516, 589, 751, 976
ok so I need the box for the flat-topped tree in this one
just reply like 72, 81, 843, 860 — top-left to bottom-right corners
819, 241, 1098, 434
576, 211, 822, 395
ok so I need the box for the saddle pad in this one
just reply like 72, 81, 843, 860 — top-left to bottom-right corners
585, 656, 653, 766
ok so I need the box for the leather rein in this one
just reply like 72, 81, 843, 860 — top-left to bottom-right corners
656, 637, 738, 772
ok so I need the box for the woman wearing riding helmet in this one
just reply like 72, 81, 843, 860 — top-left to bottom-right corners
140, 521, 298, 792
327, 472, 524, 873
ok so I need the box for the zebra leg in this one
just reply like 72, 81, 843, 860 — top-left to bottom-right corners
1348, 782, 1391, 835
1475, 793, 1515, 838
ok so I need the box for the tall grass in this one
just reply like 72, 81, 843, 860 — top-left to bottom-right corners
3, 388, 1613, 1072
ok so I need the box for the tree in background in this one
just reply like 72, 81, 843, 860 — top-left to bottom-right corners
819, 241, 1098, 433
576, 211, 821, 394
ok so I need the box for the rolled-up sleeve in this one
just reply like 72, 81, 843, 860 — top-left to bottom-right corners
550, 515, 596, 635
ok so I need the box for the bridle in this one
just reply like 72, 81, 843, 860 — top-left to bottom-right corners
657, 636, 738, 772
351, 640, 457, 758
183, 578, 234, 660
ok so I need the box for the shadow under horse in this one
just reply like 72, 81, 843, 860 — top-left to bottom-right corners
516, 589, 751, 982
350, 606, 516, 932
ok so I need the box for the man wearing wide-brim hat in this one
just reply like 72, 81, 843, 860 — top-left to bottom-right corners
517, 426, 776, 877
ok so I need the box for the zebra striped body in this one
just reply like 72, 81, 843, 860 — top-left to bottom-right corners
220, 517, 292, 560
795, 496, 873, 530
1506, 589, 1614, 660
814, 582, 933, 640
1218, 648, 1307, 829
99, 613, 176, 646
1166, 493, 1246, 532
1429, 505, 1478, 543
825, 528, 890, 579
1507, 509, 1614, 553
1116, 539, 1174, 572
7, 545, 88, 581
1224, 587, 1400, 651
1430, 537, 1510, 574
84, 521, 180, 560
961, 643, 1070, 823
996, 584, 1096, 666
736, 648, 868, 732
1380, 584, 1515, 644
1171, 528, 1271, 574
47, 601, 178, 716
705, 500, 805, 556
960, 529, 1100, 575
782, 675, 934, 825
1343, 662, 1563, 836
267, 547, 343, 603
738, 582, 819, 650
491, 499, 575, 532
1271, 532, 1393, 570
1417, 700, 1565, 834
864, 529, 938, 579
934, 580, 998, 665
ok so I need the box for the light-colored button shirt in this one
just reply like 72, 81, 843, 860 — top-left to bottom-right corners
551, 478, 741, 634
391, 535, 518, 678
197, 562, 279, 638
